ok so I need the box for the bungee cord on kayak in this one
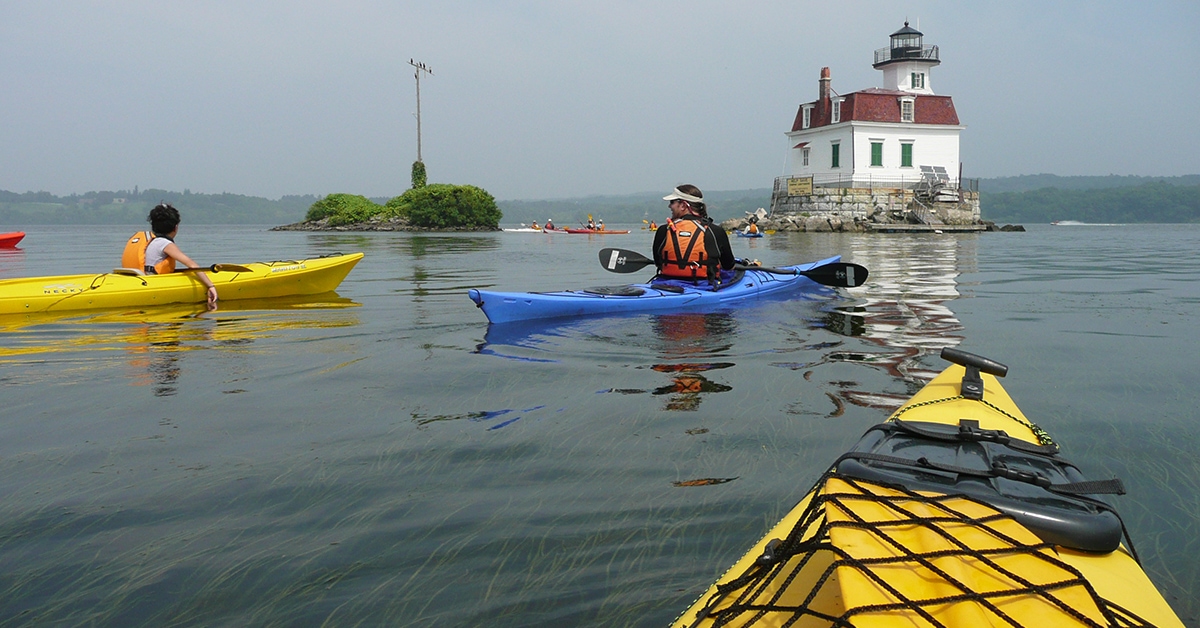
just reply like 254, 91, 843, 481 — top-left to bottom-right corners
670, 348, 1183, 627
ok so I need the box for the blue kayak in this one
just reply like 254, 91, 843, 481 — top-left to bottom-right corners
468, 255, 840, 324
735, 230, 764, 238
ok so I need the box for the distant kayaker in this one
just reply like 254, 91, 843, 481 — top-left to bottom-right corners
545, 218, 555, 230
144, 203, 218, 306
587, 218, 596, 230
745, 217, 760, 235
598, 220, 605, 231
653, 185, 735, 287
530, 220, 539, 230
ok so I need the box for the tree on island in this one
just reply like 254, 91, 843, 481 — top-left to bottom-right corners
301, 160, 502, 230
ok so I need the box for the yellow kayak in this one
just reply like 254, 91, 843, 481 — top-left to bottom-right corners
0, 252, 363, 315
672, 348, 1183, 628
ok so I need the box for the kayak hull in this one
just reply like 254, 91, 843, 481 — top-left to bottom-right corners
468, 255, 839, 324
670, 358, 1183, 627
0, 231, 25, 247
0, 253, 363, 315
563, 228, 631, 234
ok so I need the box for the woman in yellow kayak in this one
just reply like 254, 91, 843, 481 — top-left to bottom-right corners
144, 203, 218, 306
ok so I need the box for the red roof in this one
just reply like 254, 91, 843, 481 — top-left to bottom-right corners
791, 89, 959, 132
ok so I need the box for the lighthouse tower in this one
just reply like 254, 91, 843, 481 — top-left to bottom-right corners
874, 22, 939, 95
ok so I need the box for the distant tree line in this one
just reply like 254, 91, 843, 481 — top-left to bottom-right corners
4, 175, 1198, 225
498, 189, 772, 226
0, 188, 321, 225
983, 182, 1200, 224
978, 174, 1200, 194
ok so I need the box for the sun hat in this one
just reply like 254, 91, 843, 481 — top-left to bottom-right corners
663, 187, 704, 203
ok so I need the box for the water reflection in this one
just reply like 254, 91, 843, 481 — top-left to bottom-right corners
0, 294, 361, 392
647, 312, 738, 411
126, 321, 190, 396
820, 235, 975, 410
393, 234, 502, 257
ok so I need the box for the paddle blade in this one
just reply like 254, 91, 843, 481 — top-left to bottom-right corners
800, 262, 869, 288
598, 248, 654, 273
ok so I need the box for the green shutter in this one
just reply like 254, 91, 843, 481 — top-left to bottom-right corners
901, 143, 913, 167
871, 142, 883, 167
831, 143, 840, 168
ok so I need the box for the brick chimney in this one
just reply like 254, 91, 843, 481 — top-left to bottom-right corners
819, 67, 831, 102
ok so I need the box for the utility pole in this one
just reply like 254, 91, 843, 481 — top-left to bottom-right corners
409, 59, 432, 162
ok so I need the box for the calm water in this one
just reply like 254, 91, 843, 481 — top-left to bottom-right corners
0, 223, 1196, 626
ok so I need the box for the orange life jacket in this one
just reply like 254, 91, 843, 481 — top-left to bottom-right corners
659, 216, 718, 281
121, 231, 174, 275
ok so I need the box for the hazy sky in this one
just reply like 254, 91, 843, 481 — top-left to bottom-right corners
2, 1, 1197, 200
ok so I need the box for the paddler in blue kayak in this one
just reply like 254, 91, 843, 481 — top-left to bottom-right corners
653, 185, 735, 288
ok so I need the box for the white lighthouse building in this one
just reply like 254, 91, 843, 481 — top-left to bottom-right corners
769, 23, 980, 229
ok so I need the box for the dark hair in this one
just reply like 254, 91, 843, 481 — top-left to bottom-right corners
148, 203, 181, 236
676, 184, 708, 220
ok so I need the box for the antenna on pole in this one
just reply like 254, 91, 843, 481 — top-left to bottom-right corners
409, 58, 433, 162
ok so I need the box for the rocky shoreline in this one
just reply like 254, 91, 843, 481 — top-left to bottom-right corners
715, 211, 1027, 232
719, 215, 1024, 232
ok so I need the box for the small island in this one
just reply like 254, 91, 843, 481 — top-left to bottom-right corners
273, 161, 501, 232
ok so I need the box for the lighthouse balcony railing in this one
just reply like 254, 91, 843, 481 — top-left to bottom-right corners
873, 44, 939, 65
772, 174, 978, 196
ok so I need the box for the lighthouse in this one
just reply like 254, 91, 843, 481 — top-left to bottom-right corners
769, 23, 980, 230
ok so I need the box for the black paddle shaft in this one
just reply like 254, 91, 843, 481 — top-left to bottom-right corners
598, 248, 869, 288
737, 262, 869, 288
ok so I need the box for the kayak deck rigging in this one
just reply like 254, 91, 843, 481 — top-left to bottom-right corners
671, 348, 1182, 628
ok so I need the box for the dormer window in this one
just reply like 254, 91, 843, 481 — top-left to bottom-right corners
802, 105, 813, 129
899, 97, 915, 122
831, 98, 844, 124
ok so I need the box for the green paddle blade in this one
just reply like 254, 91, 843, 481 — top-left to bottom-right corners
599, 248, 654, 273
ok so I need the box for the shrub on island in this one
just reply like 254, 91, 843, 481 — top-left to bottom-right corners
304, 194, 382, 226
385, 184, 500, 229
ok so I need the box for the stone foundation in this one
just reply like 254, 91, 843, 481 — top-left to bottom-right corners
736, 188, 989, 232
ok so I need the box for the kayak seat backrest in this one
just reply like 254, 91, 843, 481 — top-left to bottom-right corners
581, 285, 646, 297
834, 420, 1124, 553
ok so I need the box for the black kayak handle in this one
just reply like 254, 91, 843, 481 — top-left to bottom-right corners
941, 347, 1008, 378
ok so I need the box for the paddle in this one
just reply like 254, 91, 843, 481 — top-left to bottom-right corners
181, 264, 253, 273
597, 248, 868, 288
112, 263, 252, 277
